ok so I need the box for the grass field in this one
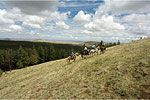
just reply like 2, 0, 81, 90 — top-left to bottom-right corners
0, 38, 150, 99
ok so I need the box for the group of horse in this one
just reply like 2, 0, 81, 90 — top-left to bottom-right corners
66, 45, 106, 63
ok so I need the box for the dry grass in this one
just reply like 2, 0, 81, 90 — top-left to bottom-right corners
0, 38, 150, 99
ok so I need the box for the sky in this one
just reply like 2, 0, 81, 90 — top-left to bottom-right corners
0, 0, 150, 42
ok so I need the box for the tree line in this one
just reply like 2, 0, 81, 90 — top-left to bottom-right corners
105, 40, 121, 47
0, 40, 81, 73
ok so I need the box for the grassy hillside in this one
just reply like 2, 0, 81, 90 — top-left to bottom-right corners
0, 38, 150, 99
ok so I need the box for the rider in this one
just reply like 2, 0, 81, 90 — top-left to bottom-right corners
92, 44, 96, 50
102, 42, 105, 47
84, 46, 88, 51
70, 51, 74, 58
83, 44, 86, 50
84, 45, 88, 54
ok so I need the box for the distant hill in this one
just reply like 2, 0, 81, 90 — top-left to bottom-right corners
30, 39, 82, 45
0, 38, 150, 99
84, 41, 100, 46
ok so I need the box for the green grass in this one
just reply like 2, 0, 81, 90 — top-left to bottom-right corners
0, 38, 150, 99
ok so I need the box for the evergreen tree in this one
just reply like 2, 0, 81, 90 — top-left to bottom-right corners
117, 40, 120, 45
44, 47, 48, 61
61, 49, 67, 58
29, 46, 39, 65
16, 46, 30, 68
38, 46, 45, 62
113, 42, 117, 46
49, 46, 55, 60
16, 60, 23, 68
4, 49, 14, 71
0, 55, 5, 71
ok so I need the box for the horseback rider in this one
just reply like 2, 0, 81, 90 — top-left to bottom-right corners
83, 44, 86, 49
92, 44, 96, 50
84, 46, 88, 51
102, 42, 105, 47
70, 51, 74, 58
84, 45, 89, 55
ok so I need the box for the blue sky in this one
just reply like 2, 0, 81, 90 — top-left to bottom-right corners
0, 0, 150, 42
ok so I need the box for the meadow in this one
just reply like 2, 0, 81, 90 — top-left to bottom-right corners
0, 38, 149, 99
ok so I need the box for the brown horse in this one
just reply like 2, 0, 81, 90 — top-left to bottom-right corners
66, 54, 77, 64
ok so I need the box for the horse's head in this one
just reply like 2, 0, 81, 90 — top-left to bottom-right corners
75, 53, 79, 56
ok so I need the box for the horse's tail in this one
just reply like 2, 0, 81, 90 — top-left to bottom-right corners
81, 53, 83, 58
66, 57, 68, 63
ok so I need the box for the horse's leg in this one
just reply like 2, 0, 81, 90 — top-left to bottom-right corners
66, 58, 68, 63
102, 49, 104, 54
67, 59, 70, 64
74, 57, 76, 61
100, 49, 102, 54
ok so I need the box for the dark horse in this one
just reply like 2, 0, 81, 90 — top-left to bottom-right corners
81, 50, 90, 59
100, 45, 106, 54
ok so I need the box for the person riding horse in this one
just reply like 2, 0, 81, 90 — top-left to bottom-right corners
70, 51, 74, 59
81, 45, 90, 58
100, 43, 106, 53
67, 51, 76, 63
92, 44, 96, 50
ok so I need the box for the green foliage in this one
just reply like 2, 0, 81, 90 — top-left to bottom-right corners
0, 55, 5, 70
106, 80, 111, 86
38, 46, 45, 62
16, 60, 24, 68
0, 40, 81, 71
4, 49, 15, 71
29, 47, 39, 65
16, 46, 30, 67
117, 40, 120, 45
0, 68, 3, 77
48, 46, 56, 60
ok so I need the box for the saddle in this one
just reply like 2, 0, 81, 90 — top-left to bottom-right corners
71, 55, 74, 59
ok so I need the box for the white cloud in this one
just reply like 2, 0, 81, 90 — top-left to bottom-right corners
88, 0, 97, 1
22, 15, 45, 29
4, 1, 58, 15
56, 21, 70, 30
121, 14, 150, 23
74, 10, 91, 22
126, 23, 150, 35
84, 15, 124, 34
49, 11, 68, 21
0, 1, 71, 40
0, 9, 14, 26
10, 25, 22, 31
118, 14, 150, 36
0, 8, 23, 35
97, 0, 150, 14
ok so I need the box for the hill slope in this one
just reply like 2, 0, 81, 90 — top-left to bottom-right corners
0, 39, 150, 99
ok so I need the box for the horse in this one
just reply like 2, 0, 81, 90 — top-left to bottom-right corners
81, 50, 90, 59
66, 53, 77, 64
100, 45, 106, 54
90, 48, 98, 56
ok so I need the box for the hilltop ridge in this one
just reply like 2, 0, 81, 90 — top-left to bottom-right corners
0, 38, 150, 99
